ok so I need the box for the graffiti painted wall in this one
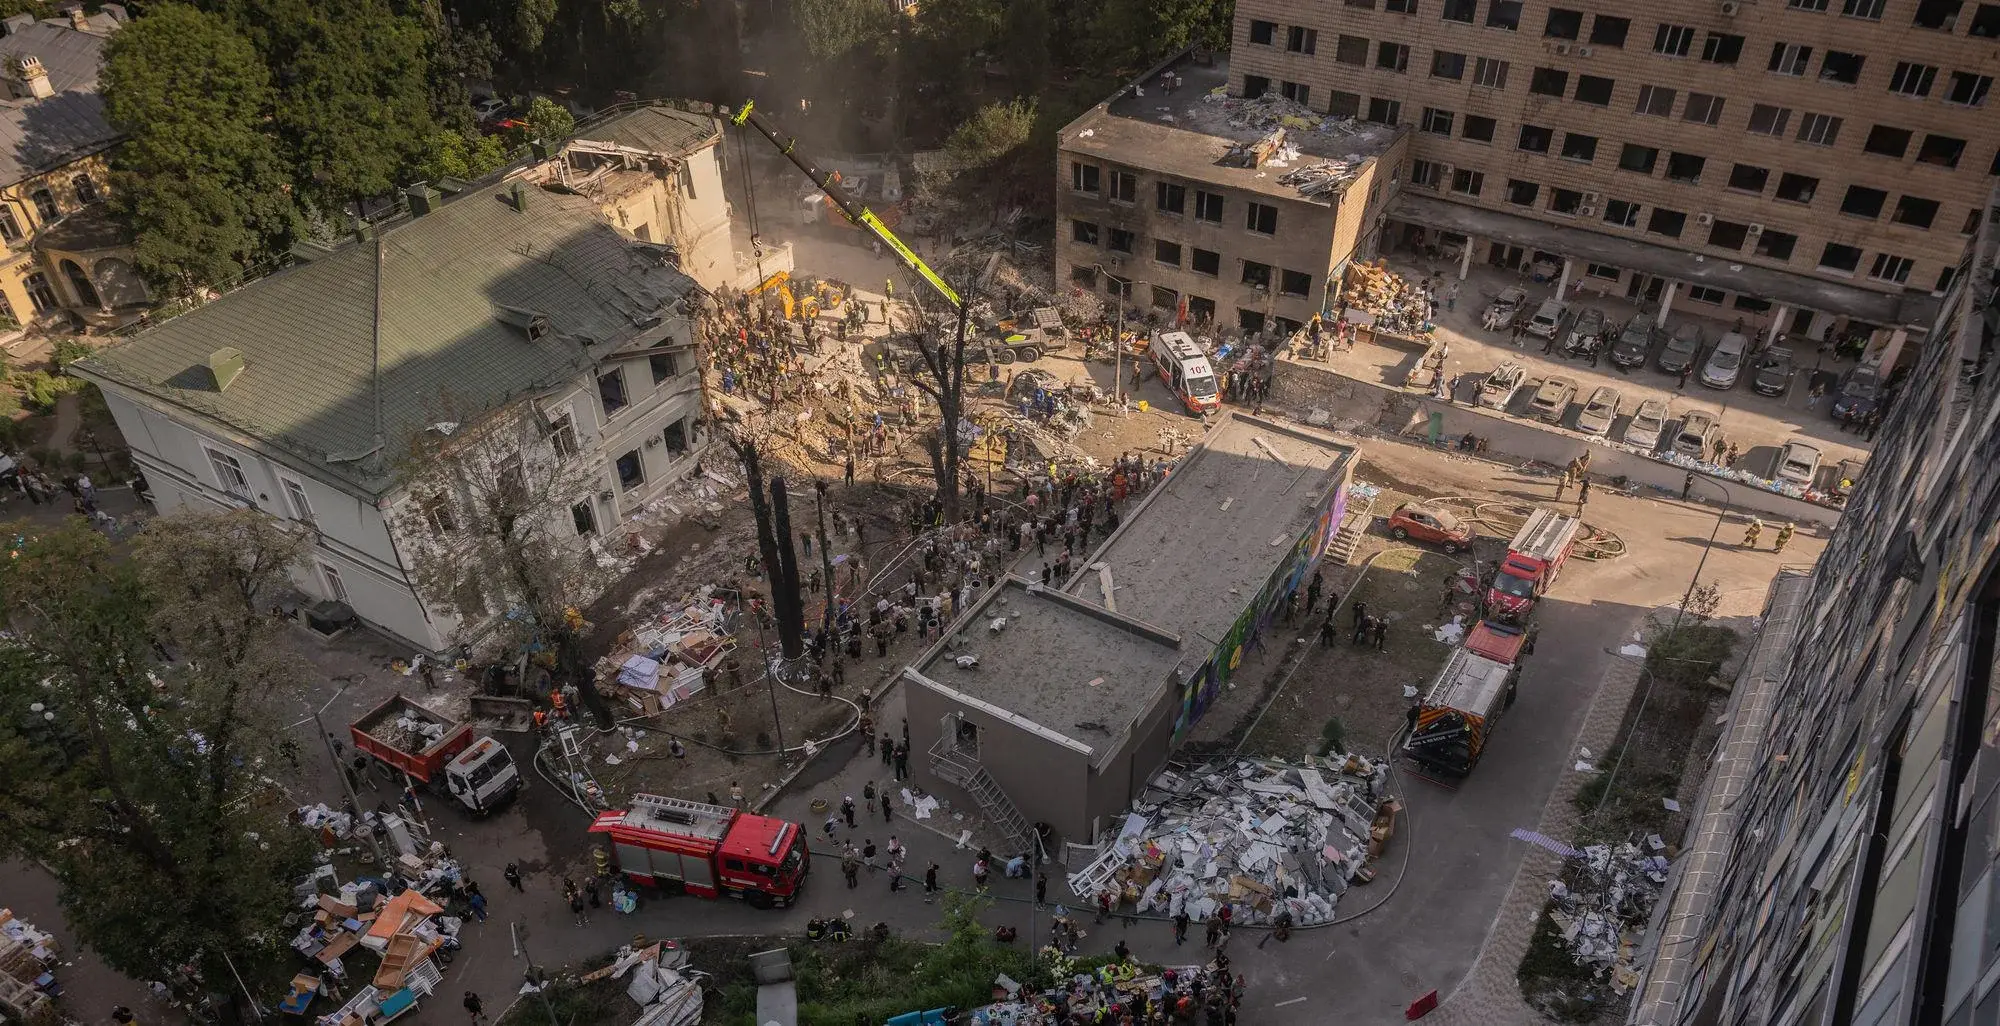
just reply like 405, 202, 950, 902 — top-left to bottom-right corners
1172, 478, 1350, 741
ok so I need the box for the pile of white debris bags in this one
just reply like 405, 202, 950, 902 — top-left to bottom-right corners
1068, 756, 1397, 927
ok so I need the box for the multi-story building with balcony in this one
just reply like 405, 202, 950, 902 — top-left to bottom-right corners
1629, 183, 2000, 1025
1220, 0, 2000, 361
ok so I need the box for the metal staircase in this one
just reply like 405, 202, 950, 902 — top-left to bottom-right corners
1326, 492, 1378, 566
928, 739, 1036, 856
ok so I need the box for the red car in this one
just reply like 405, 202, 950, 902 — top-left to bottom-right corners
1386, 502, 1474, 553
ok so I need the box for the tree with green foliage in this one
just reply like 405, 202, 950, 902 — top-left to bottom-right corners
251, 0, 443, 210
524, 96, 576, 144
944, 98, 1038, 169
0, 513, 317, 1010
791, 0, 891, 61
99, 3, 297, 292
415, 129, 511, 183
1085, 0, 1232, 71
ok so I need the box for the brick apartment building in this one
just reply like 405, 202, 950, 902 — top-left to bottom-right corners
1054, 52, 1409, 337
1225, 0, 1999, 358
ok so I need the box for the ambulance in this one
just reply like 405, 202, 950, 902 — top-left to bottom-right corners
1148, 331, 1221, 414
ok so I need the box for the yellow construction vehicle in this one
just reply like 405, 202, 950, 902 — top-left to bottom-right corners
730, 101, 962, 312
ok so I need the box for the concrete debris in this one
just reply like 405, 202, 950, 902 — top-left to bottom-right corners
1069, 756, 1396, 926
586, 941, 702, 1026
1277, 161, 1363, 198
1544, 842, 1672, 994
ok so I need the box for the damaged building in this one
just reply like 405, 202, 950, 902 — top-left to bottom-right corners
902, 414, 1357, 849
1054, 49, 1408, 337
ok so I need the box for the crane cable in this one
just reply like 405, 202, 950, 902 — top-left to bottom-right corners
733, 116, 764, 284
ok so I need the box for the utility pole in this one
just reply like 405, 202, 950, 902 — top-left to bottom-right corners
309, 703, 388, 868
514, 923, 561, 1026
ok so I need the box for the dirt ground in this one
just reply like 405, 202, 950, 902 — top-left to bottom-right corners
1239, 466, 1506, 761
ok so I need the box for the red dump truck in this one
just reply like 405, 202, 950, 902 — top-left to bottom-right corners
1403, 621, 1528, 779
589, 793, 810, 908
1485, 508, 1582, 622
349, 694, 522, 814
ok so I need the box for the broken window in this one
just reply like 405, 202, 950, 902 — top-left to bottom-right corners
1727, 164, 1769, 193
598, 367, 628, 416
1280, 269, 1312, 296
1245, 202, 1278, 234
1157, 182, 1186, 214
1194, 191, 1223, 223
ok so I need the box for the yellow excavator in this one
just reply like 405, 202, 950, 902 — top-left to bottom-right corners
730, 101, 962, 312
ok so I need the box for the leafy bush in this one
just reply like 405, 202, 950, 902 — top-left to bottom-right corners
944, 98, 1039, 170
51, 338, 94, 369
14, 370, 87, 410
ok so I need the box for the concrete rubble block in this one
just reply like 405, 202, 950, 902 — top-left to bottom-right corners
1066, 755, 1392, 926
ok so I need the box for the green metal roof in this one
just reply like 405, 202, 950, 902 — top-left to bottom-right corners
79, 179, 697, 497
574, 104, 719, 156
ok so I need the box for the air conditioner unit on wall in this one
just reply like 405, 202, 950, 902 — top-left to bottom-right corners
1720, 0, 1740, 15
1554, 43, 1571, 55
1748, 223, 1765, 235
1577, 46, 1593, 57
1583, 191, 1602, 203
1579, 205, 1599, 217
1695, 212, 1716, 226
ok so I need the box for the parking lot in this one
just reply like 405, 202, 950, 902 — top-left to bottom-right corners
1318, 260, 1879, 489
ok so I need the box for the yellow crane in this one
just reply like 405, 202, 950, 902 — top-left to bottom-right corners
729, 101, 963, 312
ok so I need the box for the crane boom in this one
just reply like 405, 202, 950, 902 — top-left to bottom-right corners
730, 100, 962, 311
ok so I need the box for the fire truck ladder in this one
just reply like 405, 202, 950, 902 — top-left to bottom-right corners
928, 739, 1035, 856
627, 792, 736, 830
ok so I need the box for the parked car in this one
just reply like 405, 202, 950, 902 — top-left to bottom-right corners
1610, 320, 1660, 369
1386, 502, 1475, 553
1672, 409, 1721, 457
1774, 440, 1822, 487
1477, 361, 1527, 410
1658, 323, 1705, 375
1565, 308, 1606, 349
1481, 286, 1529, 332
1699, 331, 1749, 389
1832, 366, 1884, 421
471, 96, 509, 122
1750, 345, 1796, 397
1576, 386, 1622, 436
1623, 399, 1668, 450
1527, 376, 1578, 424
1524, 299, 1567, 339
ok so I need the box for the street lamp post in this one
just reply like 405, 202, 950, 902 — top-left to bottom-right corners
1092, 265, 1152, 412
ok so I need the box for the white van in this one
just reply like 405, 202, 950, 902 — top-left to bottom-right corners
1150, 331, 1221, 414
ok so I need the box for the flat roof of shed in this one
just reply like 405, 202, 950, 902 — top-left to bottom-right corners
1070, 413, 1353, 647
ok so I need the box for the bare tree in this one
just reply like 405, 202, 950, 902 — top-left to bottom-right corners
901, 286, 975, 524
394, 401, 616, 726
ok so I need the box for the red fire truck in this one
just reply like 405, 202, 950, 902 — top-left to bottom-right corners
1403, 620, 1528, 779
588, 794, 810, 908
1485, 508, 1581, 621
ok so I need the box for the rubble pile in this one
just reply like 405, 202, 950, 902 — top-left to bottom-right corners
581, 941, 702, 1026
1341, 262, 1435, 340
1069, 756, 1395, 927
1544, 840, 1673, 995
0, 909, 59, 1021
1277, 160, 1363, 199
